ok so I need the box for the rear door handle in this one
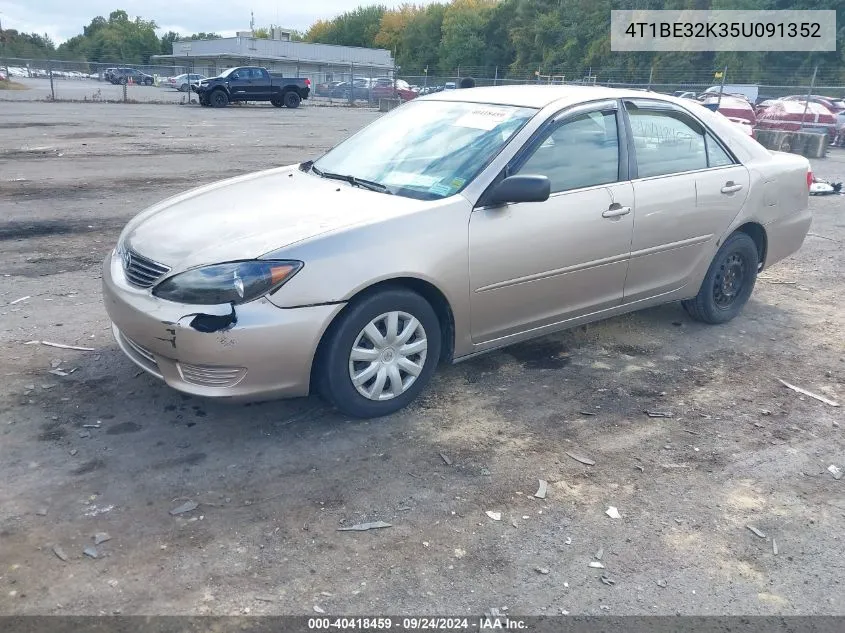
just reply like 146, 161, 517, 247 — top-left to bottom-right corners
602, 205, 631, 218
721, 182, 744, 194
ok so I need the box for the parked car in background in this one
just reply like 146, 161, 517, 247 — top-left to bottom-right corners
329, 80, 370, 101
370, 78, 419, 102
168, 74, 207, 92
698, 94, 757, 126
704, 84, 759, 103
782, 94, 845, 114
111, 68, 154, 85
314, 81, 343, 97
104, 86, 812, 418
674, 91, 697, 100
0, 70, 7, 82
444, 81, 457, 90
194, 67, 310, 108
756, 99, 838, 140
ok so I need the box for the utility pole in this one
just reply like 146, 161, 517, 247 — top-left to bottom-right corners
716, 65, 727, 110
799, 65, 818, 131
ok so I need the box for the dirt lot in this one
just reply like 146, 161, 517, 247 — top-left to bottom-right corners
0, 101, 842, 617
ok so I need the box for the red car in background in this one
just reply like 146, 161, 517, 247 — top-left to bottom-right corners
698, 94, 757, 126
782, 94, 845, 114
756, 99, 838, 140
370, 78, 418, 102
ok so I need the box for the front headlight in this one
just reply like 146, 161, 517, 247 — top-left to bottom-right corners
152, 260, 302, 305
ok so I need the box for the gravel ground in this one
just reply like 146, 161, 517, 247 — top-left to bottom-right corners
0, 101, 842, 617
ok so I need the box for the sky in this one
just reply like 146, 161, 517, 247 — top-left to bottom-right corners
0, 0, 400, 43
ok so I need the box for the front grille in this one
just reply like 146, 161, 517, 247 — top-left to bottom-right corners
177, 362, 247, 388
123, 249, 170, 288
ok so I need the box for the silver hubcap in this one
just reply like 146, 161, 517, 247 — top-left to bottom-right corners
348, 311, 428, 401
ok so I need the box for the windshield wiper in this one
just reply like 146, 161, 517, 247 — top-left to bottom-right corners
306, 165, 392, 194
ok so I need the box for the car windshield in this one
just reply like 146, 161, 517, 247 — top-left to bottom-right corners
218, 68, 238, 78
311, 100, 536, 200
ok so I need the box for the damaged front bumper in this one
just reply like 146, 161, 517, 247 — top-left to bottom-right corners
102, 252, 343, 400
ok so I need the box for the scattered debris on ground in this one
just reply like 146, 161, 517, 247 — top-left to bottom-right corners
51, 544, 68, 562
439, 452, 452, 466
605, 506, 621, 519
534, 480, 548, 499
337, 521, 392, 531
485, 511, 502, 522
566, 452, 596, 466
747, 525, 766, 539
169, 500, 198, 515
778, 379, 840, 407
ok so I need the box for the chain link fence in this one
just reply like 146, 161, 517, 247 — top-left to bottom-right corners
0, 56, 396, 106
3, 57, 843, 106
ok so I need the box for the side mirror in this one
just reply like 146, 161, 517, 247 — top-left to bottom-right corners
486, 175, 551, 206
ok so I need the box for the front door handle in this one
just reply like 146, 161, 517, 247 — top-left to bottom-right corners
721, 181, 744, 194
602, 204, 631, 218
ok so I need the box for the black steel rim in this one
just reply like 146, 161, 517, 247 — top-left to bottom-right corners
713, 252, 746, 309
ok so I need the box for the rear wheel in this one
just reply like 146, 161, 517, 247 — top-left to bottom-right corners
284, 91, 301, 108
179, 83, 188, 92
144, 78, 152, 86
210, 89, 228, 108
682, 232, 759, 324
317, 288, 441, 418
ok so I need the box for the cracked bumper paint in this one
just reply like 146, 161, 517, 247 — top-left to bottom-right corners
102, 251, 343, 399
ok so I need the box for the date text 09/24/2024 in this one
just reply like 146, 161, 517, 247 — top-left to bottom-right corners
307, 616, 528, 630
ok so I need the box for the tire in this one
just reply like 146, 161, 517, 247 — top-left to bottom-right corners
179, 83, 188, 92
317, 288, 442, 418
210, 89, 228, 108
120, 77, 127, 85
270, 98, 283, 107
284, 91, 301, 108
682, 232, 759, 324
145, 78, 152, 86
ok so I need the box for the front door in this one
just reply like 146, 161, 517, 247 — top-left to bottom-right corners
469, 102, 634, 344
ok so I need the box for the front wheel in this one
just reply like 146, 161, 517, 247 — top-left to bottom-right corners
209, 89, 228, 108
317, 289, 441, 418
284, 91, 301, 108
682, 232, 759, 324
179, 83, 188, 92
270, 98, 283, 107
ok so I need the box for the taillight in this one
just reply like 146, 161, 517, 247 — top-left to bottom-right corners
304, 78, 311, 86
807, 170, 814, 189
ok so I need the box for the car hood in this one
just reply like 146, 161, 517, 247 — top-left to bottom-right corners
122, 166, 427, 272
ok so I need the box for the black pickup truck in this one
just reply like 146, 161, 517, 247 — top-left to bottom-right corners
194, 67, 311, 108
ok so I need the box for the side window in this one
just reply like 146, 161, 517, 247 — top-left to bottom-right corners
627, 107, 707, 177
705, 133, 735, 167
516, 110, 620, 193
251, 69, 265, 80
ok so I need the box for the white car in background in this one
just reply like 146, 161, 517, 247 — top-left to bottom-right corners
167, 74, 207, 92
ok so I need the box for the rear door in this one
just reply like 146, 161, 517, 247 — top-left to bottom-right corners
252, 68, 272, 100
622, 99, 750, 302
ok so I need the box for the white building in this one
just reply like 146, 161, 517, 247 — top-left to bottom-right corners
152, 32, 395, 84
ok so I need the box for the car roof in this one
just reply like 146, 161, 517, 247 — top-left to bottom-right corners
421, 84, 683, 109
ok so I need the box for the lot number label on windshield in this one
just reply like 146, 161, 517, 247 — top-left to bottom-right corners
455, 107, 513, 130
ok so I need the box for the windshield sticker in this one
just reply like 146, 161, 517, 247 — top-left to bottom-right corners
450, 177, 466, 189
381, 172, 440, 188
428, 183, 453, 196
454, 107, 513, 131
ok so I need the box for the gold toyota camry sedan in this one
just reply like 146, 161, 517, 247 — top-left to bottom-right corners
103, 85, 812, 417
